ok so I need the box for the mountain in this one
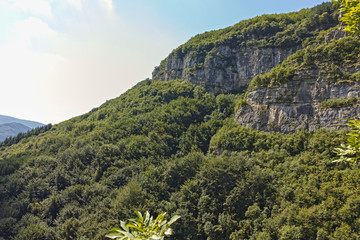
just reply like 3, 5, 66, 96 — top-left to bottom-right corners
153, 3, 338, 93
0, 115, 44, 129
0, 115, 45, 142
154, 2, 360, 133
1, 2, 360, 240
0, 122, 30, 141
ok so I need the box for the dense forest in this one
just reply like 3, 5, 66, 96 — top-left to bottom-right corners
1, 2, 360, 240
0, 80, 358, 240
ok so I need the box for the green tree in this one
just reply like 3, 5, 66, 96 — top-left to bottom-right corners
334, 0, 360, 35
333, 120, 360, 163
106, 211, 180, 240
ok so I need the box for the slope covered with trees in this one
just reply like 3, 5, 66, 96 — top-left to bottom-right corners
0, 79, 359, 240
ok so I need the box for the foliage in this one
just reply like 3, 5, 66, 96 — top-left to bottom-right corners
106, 211, 180, 240
320, 96, 359, 109
174, 2, 337, 55
0, 79, 359, 240
0, 124, 52, 148
248, 64, 295, 89
333, 120, 360, 163
334, 0, 360, 35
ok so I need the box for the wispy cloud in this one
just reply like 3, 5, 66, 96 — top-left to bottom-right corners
5, 0, 52, 17
64, 0, 83, 11
101, 0, 113, 14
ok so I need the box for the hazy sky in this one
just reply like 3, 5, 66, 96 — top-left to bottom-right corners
1, 0, 328, 124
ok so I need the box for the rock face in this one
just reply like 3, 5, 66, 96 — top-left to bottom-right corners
235, 70, 360, 132
152, 46, 298, 93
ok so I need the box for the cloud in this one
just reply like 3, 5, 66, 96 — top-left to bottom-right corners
10, 17, 59, 51
6, 0, 52, 17
64, 0, 82, 10
100, 0, 113, 14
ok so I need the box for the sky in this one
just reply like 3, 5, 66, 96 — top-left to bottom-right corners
0, 0, 328, 124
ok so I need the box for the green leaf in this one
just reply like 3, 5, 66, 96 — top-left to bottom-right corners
105, 232, 125, 239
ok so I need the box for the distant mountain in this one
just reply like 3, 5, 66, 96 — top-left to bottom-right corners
0, 115, 44, 129
0, 122, 31, 141
0, 115, 44, 141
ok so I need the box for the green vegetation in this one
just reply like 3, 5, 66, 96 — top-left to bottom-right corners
334, 120, 360, 163
249, 64, 295, 89
0, 124, 52, 148
334, 0, 360, 35
0, 79, 359, 240
173, 3, 337, 55
320, 96, 359, 109
106, 211, 180, 240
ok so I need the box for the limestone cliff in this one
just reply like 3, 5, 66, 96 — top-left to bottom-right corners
235, 69, 360, 133
233, 30, 360, 133
153, 46, 298, 93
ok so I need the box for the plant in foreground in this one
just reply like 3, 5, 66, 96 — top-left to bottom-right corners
333, 120, 360, 163
106, 211, 180, 240
333, 0, 360, 35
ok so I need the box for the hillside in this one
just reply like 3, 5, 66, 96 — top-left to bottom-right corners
0, 80, 359, 240
0, 115, 44, 129
1, 2, 360, 240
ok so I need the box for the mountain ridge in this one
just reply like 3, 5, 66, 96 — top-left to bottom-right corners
0, 122, 30, 141
0, 115, 45, 142
153, 2, 338, 93
0, 114, 44, 129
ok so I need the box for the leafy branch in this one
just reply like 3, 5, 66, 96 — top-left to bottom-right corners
106, 211, 180, 240
333, 120, 360, 163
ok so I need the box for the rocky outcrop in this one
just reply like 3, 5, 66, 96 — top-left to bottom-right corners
235, 70, 360, 132
152, 46, 298, 93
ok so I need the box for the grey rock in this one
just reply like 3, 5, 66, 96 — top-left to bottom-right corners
153, 46, 298, 93
235, 70, 360, 133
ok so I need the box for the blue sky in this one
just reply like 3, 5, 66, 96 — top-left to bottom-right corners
0, 0, 329, 124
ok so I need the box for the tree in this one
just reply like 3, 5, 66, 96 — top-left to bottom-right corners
106, 211, 180, 240
333, 0, 360, 35
333, 120, 360, 163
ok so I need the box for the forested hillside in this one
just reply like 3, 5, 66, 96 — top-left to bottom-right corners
1, 2, 360, 240
0, 80, 359, 240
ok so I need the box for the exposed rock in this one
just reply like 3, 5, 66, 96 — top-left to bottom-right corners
153, 46, 298, 93
235, 70, 360, 132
